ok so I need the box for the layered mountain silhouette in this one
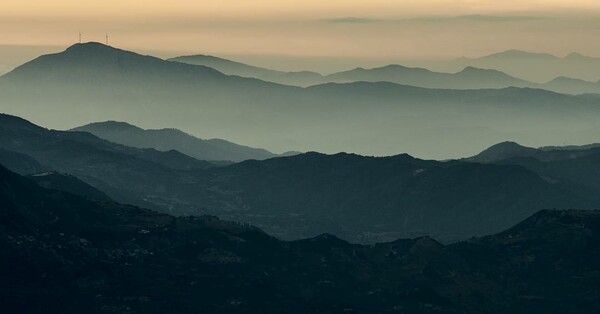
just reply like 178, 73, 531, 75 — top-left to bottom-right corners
170, 53, 532, 89
0, 113, 217, 209
324, 64, 530, 89
72, 121, 295, 162
2, 114, 599, 243
438, 49, 600, 83
469, 141, 600, 199
468, 141, 600, 163
2, 163, 600, 313
169, 54, 324, 87
3, 43, 600, 159
170, 52, 600, 94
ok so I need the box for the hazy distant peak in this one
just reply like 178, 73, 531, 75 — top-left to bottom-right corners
458, 66, 495, 73
380, 64, 409, 69
456, 66, 495, 75
455, 66, 522, 79
170, 54, 249, 67
547, 76, 594, 84
565, 52, 583, 58
379, 64, 434, 73
490, 141, 528, 149
468, 141, 537, 163
484, 49, 556, 59
76, 121, 143, 132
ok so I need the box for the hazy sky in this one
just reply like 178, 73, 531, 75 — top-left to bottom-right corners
2, 1, 600, 71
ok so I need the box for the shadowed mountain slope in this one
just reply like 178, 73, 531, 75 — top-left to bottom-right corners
0, 113, 217, 209
468, 141, 600, 200
2, 114, 600, 243
27, 171, 113, 202
1, 164, 600, 313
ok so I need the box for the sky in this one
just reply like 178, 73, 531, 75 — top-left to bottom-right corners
2, 1, 600, 72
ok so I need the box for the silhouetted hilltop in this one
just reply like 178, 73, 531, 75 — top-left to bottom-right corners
469, 140, 600, 163
3, 42, 225, 84
467, 141, 538, 163
467, 141, 600, 204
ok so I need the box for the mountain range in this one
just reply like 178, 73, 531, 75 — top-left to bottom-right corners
2, 162, 600, 313
3, 43, 600, 159
169, 54, 324, 87
72, 121, 296, 162
447, 50, 600, 83
468, 141, 600, 198
0, 113, 220, 209
171, 52, 600, 94
2, 114, 600, 243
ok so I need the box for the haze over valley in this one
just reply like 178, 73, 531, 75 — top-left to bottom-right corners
3, 1, 600, 313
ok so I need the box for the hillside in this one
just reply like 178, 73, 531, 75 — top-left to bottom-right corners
72, 121, 285, 162
169, 54, 324, 86
3, 114, 600, 243
1, 163, 600, 313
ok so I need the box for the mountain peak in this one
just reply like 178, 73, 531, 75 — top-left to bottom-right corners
62, 42, 131, 58
565, 52, 588, 60
66, 41, 111, 51
457, 66, 490, 74
73, 121, 143, 133
3, 41, 226, 85
468, 141, 537, 163
484, 49, 556, 60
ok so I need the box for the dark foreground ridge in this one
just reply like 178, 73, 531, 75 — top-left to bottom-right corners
1, 164, 600, 313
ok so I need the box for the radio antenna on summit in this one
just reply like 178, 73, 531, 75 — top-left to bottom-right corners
79, 31, 82, 44
105, 33, 109, 46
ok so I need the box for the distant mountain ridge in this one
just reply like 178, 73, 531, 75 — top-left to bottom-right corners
324, 64, 531, 89
3, 43, 600, 159
170, 52, 600, 94
72, 121, 294, 162
438, 49, 600, 83
169, 54, 324, 87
